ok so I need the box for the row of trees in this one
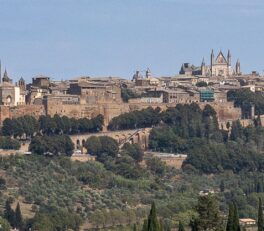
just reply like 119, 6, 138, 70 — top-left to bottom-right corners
108, 107, 161, 130
1, 114, 104, 138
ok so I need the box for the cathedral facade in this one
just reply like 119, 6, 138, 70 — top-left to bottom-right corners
0, 67, 26, 107
180, 50, 241, 78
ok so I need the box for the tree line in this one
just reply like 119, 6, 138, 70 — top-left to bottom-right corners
1, 114, 104, 138
108, 107, 161, 131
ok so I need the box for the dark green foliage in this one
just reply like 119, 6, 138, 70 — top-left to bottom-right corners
178, 221, 185, 231
108, 107, 161, 131
0, 136, 20, 150
84, 136, 102, 156
147, 202, 161, 231
14, 203, 23, 229
226, 202, 240, 231
196, 194, 222, 231
85, 136, 119, 160
148, 104, 264, 174
146, 157, 166, 177
190, 217, 198, 231
227, 89, 264, 117
4, 199, 15, 227
0, 217, 11, 231
122, 143, 144, 162
226, 203, 234, 231
196, 81, 208, 87
121, 88, 141, 102
29, 134, 74, 155
233, 203, 240, 231
230, 120, 244, 141
2, 116, 39, 138
220, 180, 225, 192
258, 198, 264, 231
2, 114, 104, 137
142, 219, 148, 231
31, 207, 82, 231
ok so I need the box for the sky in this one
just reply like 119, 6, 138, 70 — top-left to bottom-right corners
0, 0, 264, 82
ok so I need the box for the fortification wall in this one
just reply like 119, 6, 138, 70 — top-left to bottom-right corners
10, 105, 46, 119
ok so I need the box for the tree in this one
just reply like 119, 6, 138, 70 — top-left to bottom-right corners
4, 199, 14, 227
146, 157, 166, 177
226, 203, 234, 231
122, 143, 144, 162
258, 198, 264, 231
178, 221, 185, 231
142, 219, 148, 231
233, 203, 240, 231
220, 180, 225, 193
0, 217, 11, 231
14, 203, 23, 230
147, 202, 161, 231
196, 194, 222, 231
189, 217, 198, 231
84, 136, 102, 156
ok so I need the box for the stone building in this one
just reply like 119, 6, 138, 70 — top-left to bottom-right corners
179, 50, 241, 77
0, 69, 25, 106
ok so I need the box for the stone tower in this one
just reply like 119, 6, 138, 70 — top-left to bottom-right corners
201, 58, 206, 76
236, 59, 241, 75
210, 49, 214, 72
227, 50, 231, 66
18, 77, 26, 91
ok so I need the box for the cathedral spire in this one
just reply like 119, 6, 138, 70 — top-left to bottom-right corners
211, 49, 215, 70
3, 68, 10, 83
227, 49, 231, 66
236, 59, 241, 75
201, 57, 206, 76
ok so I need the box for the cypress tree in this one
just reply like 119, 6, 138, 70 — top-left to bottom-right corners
226, 203, 234, 231
142, 219, 148, 231
133, 224, 137, 231
14, 203, 23, 229
4, 199, 15, 227
233, 203, 240, 231
178, 221, 185, 231
147, 202, 160, 231
190, 217, 198, 231
258, 198, 264, 231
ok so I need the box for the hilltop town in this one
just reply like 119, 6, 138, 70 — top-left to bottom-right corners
1, 50, 264, 230
0, 50, 261, 131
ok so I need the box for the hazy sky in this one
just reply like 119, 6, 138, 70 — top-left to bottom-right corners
0, 0, 264, 81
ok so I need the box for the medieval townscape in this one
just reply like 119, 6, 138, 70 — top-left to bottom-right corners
0, 50, 258, 134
